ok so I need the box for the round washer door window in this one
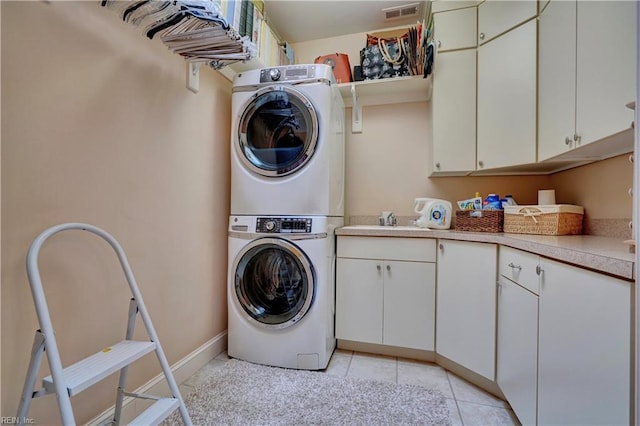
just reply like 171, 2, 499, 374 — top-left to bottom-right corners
233, 238, 315, 329
237, 86, 319, 177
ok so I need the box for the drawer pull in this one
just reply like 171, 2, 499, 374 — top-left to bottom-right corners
508, 262, 522, 271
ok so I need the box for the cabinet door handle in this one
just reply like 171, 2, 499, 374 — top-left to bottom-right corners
386, 264, 391, 272
573, 133, 581, 144
536, 264, 543, 276
479, 32, 485, 40
565, 136, 572, 146
435, 162, 441, 170
508, 262, 522, 271
478, 160, 484, 168
377, 264, 381, 272
437, 40, 442, 48
439, 243, 444, 253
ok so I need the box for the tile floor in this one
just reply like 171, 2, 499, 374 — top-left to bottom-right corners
180, 349, 521, 426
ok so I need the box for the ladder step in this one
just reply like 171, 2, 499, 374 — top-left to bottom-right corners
131, 398, 180, 425
42, 340, 156, 396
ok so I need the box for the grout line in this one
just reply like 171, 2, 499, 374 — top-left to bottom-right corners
395, 356, 399, 384
445, 370, 465, 426
344, 350, 354, 378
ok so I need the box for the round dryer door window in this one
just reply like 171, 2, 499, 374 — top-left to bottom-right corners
233, 238, 315, 329
237, 86, 319, 177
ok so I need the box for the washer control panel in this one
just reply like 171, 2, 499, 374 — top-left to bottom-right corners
260, 65, 317, 83
256, 217, 312, 233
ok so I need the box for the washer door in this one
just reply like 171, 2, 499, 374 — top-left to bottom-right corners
233, 238, 315, 329
237, 86, 319, 177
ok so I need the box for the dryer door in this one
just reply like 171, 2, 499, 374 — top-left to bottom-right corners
233, 237, 315, 329
237, 86, 319, 177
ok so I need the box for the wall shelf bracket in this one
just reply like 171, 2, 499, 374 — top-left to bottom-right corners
350, 84, 363, 133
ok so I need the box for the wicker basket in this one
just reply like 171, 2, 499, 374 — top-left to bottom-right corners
455, 210, 503, 232
503, 205, 584, 235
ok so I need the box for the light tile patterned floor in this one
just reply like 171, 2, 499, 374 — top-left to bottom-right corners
180, 350, 521, 426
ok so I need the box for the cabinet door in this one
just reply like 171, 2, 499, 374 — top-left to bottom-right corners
434, 6, 477, 52
575, 1, 636, 148
436, 240, 497, 380
335, 258, 383, 344
497, 278, 538, 426
477, 19, 537, 170
538, 258, 631, 425
383, 260, 436, 350
432, 49, 476, 174
537, 0, 577, 161
478, 0, 537, 44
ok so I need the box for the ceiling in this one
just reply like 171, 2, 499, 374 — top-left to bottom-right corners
263, 0, 429, 43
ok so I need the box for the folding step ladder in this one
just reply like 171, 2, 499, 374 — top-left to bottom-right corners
16, 223, 192, 425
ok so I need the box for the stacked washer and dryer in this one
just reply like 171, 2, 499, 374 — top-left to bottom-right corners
227, 64, 345, 370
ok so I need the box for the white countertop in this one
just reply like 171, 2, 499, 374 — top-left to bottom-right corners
336, 226, 636, 280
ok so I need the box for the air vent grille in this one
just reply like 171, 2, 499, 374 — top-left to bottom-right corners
383, 3, 420, 20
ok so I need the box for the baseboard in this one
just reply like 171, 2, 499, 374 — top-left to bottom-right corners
87, 330, 228, 425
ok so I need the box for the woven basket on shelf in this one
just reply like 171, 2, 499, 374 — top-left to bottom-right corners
503, 205, 584, 235
455, 210, 503, 233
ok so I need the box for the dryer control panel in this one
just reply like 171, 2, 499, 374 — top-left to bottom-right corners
260, 65, 317, 83
256, 217, 312, 233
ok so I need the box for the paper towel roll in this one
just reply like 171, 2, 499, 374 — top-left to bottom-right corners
538, 189, 556, 205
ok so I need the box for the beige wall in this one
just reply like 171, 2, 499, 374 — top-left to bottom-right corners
343, 101, 552, 218
1, 2, 230, 422
550, 153, 634, 219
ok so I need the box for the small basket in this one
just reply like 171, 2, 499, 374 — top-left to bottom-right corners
455, 210, 504, 233
503, 205, 584, 235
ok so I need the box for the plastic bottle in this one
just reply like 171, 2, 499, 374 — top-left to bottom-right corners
483, 194, 502, 210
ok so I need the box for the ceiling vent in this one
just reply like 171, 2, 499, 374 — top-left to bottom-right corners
382, 3, 421, 20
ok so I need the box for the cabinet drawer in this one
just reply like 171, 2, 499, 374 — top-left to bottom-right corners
337, 236, 436, 262
499, 246, 539, 294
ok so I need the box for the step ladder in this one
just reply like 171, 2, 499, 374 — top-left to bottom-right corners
16, 223, 192, 425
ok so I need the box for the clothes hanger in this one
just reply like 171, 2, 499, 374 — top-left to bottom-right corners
145, 8, 227, 40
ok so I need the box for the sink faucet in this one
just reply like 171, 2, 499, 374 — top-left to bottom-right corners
379, 212, 397, 226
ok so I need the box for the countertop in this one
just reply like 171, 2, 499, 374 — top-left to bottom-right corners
336, 226, 636, 281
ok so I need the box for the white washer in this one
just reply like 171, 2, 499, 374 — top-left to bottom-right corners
227, 214, 342, 370
231, 64, 345, 216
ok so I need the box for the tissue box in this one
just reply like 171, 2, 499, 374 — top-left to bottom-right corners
503, 205, 584, 235
455, 210, 503, 233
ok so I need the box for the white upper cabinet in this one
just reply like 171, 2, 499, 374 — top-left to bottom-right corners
434, 6, 477, 52
538, 0, 636, 161
477, 0, 537, 44
432, 49, 477, 175
477, 19, 537, 170
537, 0, 576, 161
575, 2, 635, 150
432, 6, 477, 175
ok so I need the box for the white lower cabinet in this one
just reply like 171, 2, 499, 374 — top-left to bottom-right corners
497, 279, 538, 426
537, 258, 631, 425
436, 240, 497, 380
497, 246, 539, 426
336, 236, 436, 350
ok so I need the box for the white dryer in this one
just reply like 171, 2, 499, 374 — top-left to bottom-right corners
230, 64, 345, 217
227, 214, 343, 370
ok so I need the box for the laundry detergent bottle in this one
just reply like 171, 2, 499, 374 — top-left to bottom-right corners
413, 198, 452, 229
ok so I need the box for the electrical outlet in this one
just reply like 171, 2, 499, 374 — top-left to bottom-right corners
187, 62, 200, 93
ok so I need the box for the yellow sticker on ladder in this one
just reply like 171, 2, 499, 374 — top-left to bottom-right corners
102, 347, 112, 353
